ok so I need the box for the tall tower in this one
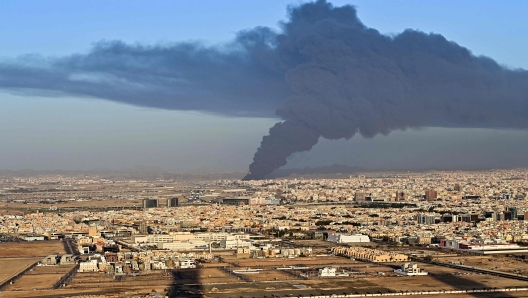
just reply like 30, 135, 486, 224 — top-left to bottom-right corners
139, 221, 148, 234
395, 191, 406, 202
167, 197, 179, 207
355, 192, 366, 202
142, 199, 158, 208
282, 181, 288, 192
425, 190, 437, 201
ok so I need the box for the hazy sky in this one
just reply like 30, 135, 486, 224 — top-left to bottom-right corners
1, 1, 527, 173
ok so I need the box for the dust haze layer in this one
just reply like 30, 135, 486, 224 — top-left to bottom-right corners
0, 1, 527, 180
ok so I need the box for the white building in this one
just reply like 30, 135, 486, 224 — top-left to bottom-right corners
327, 234, 370, 243
221, 239, 253, 249
24, 236, 45, 241
132, 232, 250, 245
194, 232, 249, 242
394, 263, 428, 276
319, 267, 336, 277
132, 234, 179, 244
157, 240, 208, 251
179, 259, 196, 269
78, 260, 99, 272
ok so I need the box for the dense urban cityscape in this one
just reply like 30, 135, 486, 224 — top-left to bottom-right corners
2, 169, 528, 297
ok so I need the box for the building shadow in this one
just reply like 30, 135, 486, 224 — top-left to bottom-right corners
169, 268, 204, 298
426, 266, 518, 297
61, 238, 80, 255
165, 260, 525, 298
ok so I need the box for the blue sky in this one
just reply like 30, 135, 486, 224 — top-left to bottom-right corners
2, 0, 526, 68
1, 1, 527, 172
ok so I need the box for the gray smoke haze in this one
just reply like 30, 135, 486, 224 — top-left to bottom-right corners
0, 28, 289, 117
1, 0, 527, 180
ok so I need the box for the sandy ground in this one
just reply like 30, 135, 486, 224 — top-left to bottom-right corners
0, 240, 66, 257
0, 258, 39, 284
366, 261, 528, 293
436, 255, 528, 275
1, 198, 143, 211
2, 255, 528, 297
3, 264, 75, 291
226, 255, 365, 267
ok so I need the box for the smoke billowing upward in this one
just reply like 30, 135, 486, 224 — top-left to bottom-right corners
245, 0, 528, 180
0, 1, 527, 180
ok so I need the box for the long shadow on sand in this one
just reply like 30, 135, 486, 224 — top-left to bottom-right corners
425, 264, 519, 298
169, 268, 204, 298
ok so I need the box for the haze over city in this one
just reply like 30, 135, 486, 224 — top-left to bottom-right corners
1, 0, 528, 177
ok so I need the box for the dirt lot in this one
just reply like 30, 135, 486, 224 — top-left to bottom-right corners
203, 278, 390, 298
3, 256, 528, 298
238, 268, 294, 282
66, 271, 171, 296
1, 198, 143, 211
437, 255, 528, 275
226, 255, 363, 268
4, 264, 75, 291
0, 241, 65, 257
172, 267, 242, 285
0, 258, 39, 284
366, 261, 528, 293
0, 272, 172, 298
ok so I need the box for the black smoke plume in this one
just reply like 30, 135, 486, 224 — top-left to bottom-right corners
247, 1, 528, 179
0, 1, 527, 180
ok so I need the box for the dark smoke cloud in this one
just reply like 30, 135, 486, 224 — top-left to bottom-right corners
1, 1, 527, 180
245, 1, 528, 180
0, 27, 289, 117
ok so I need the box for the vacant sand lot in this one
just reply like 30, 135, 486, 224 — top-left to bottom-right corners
0, 258, 39, 285
4, 264, 75, 291
439, 255, 528, 276
228, 255, 361, 268
0, 241, 65, 257
367, 262, 528, 293
189, 267, 239, 284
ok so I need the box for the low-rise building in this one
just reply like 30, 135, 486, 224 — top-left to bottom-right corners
319, 267, 336, 277
327, 233, 370, 243
79, 260, 99, 272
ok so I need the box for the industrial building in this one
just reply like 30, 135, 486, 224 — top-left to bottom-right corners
439, 238, 528, 254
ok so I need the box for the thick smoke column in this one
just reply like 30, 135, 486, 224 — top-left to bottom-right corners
244, 1, 528, 180
245, 121, 321, 180
0, 1, 527, 180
